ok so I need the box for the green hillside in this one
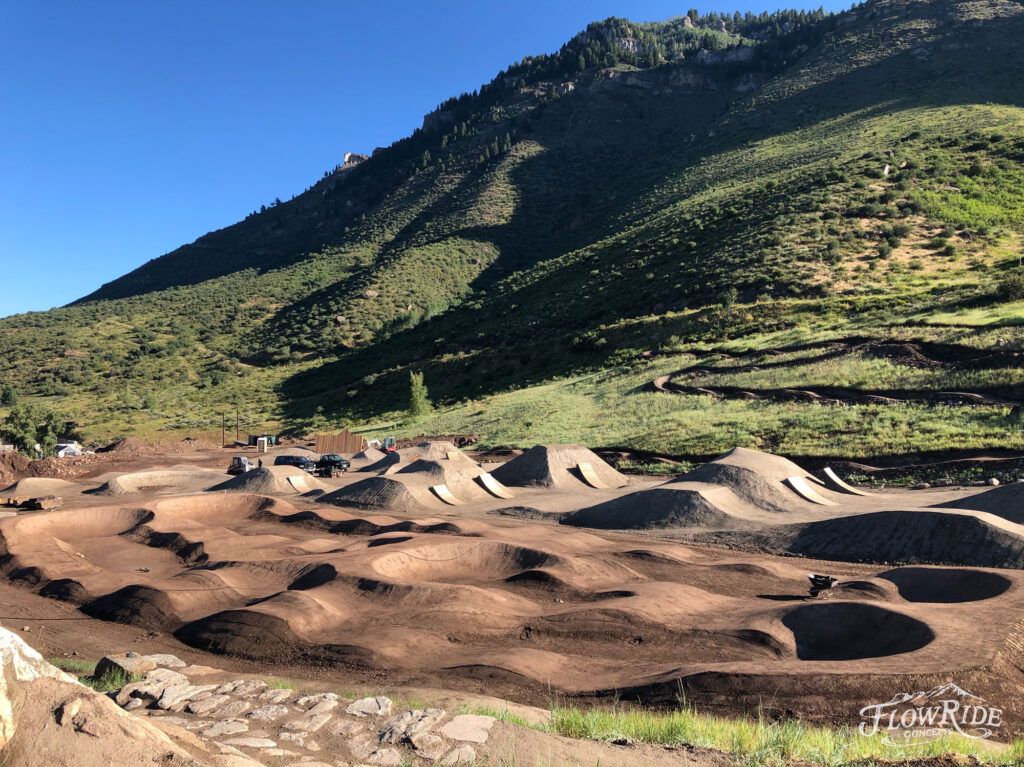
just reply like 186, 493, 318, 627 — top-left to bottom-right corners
3, 0, 1024, 460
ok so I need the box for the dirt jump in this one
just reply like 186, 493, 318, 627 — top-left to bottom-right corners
491, 444, 628, 489
207, 465, 328, 495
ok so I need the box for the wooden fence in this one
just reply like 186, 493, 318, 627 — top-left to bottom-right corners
315, 429, 367, 455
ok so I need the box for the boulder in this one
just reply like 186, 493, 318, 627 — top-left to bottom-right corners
94, 653, 155, 679
377, 708, 446, 743
441, 744, 477, 765
439, 714, 496, 743
141, 653, 185, 668
411, 731, 448, 759
346, 695, 392, 717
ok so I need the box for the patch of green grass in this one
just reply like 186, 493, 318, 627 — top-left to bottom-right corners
266, 677, 300, 690
79, 668, 141, 693
459, 704, 533, 729
46, 657, 96, 675
544, 704, 1021, 766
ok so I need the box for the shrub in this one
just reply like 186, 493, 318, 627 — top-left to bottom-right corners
997, 272, 1024, 302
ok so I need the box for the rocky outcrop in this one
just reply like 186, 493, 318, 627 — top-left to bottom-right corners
696, 45, 754, 64
0, 628, 263, 767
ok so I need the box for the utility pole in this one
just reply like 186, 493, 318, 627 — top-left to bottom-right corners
221, 414, 226, 448
235, 408, 240, 444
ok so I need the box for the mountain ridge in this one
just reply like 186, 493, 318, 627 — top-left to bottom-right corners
3, 0, 1024, 462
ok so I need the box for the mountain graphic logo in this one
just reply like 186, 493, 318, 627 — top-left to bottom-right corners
859, 683, 1003, 745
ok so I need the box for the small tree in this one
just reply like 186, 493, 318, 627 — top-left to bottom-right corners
408, 371, 432, 421
1, 403, 63, 456
0, 384, 18, 406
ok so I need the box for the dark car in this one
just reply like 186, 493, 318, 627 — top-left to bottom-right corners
273, 455, 316, 473
315, 453, 351, 477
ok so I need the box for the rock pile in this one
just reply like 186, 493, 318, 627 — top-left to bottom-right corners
108, 654, 491, 765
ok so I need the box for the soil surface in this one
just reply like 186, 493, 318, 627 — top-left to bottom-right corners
2, 440, 1024, 747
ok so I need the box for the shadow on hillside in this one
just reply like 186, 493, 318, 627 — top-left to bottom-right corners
277, 0, 1024, 422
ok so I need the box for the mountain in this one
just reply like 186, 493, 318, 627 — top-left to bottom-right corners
2, 0, 1024, 461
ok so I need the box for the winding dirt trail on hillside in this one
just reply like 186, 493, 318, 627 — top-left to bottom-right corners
646, 338, 1024, 407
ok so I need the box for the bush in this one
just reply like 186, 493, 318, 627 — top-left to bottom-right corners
997, 272, 1024, 302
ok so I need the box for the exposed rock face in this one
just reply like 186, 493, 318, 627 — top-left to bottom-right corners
696, 45, 754, 64
0, 628, 76, 747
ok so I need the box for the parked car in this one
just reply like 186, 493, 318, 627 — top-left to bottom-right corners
315, 453, 351, 477
274, 455, 316, 473
227, 456, 258, 475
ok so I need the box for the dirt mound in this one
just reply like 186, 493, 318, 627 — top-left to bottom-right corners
676, 447, 838, 512
96, 436, 149, 454
208, 466, 327, 495
0, 451, 31, 486
404, 441, 478, 464
879, 566, 1012, 603
740, 509, 1024, 568
396, 459, 489, 501
160, 436, 220, 453
359, 451, 403, 472
1, 476, 83, 496
935, 483, 1024, 522
353, 447, 386, 462
87, 469, 222, 496
317, 475, 435, 511
490, 444, 627, 489
563, 485, 744, 530
781, 602, 934, 660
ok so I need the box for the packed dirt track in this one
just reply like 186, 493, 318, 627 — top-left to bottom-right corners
3, 441, 1024, 735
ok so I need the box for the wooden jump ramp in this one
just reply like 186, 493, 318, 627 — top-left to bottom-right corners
577, 462, 608, 489
430, 484, 463, 505
784, 475, 839, 506
822, 466, 869, 496
476, 472, 515, 499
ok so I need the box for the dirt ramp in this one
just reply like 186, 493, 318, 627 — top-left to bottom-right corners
352, 447, 386, 462
781, 603, 934, 660
676, 447, 842, 513
935, 483, 1024, 522
318, 476, 435, 511
878, 566, 1012, 603
207, 465, 326, 495
491, 444, 627, 489
396, 459, 489, 501
563, 485, 744, 530
754, 510, 1024, 568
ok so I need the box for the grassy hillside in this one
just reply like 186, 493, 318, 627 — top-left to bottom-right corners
2, 0, 1024, 460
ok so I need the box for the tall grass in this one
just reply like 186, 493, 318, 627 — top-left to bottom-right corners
545, 704, 1018, 766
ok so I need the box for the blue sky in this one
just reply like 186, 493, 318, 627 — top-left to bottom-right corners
0, 0, 847, 318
